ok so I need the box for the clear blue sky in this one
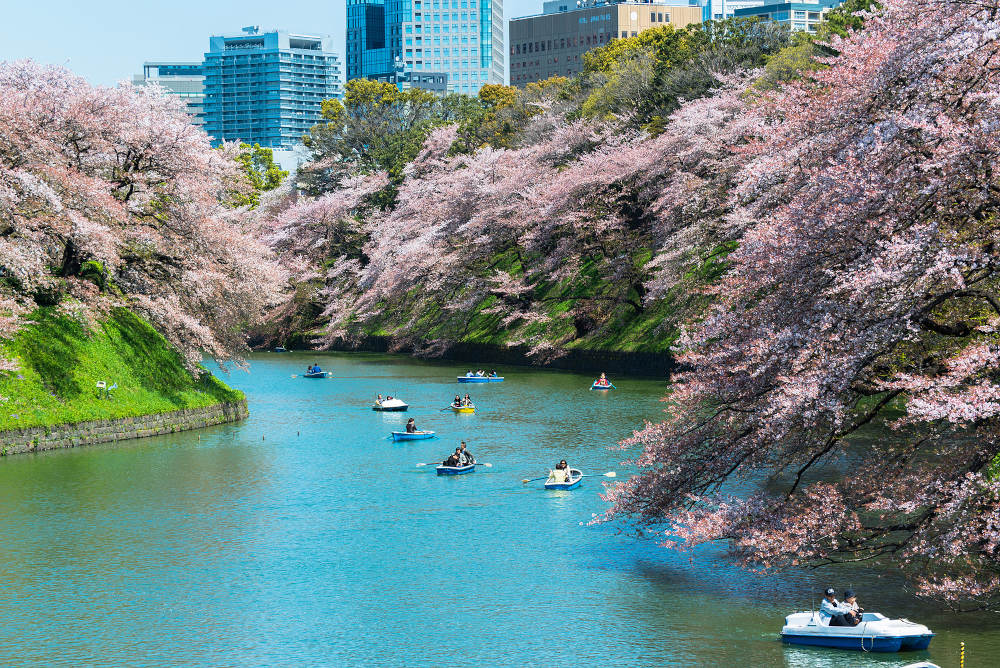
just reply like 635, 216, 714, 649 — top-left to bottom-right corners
0, 0, 539, 86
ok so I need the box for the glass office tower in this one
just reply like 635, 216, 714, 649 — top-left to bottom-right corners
203, 27, 343, 148
346, 0, 503, 95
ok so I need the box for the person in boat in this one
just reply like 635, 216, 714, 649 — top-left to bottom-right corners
452, 394, 463, 408
405, 418, 419, 433
308, 363, 322, 374
489, 369, 498, 377
443, 447, 463, 467
463, 393, 473, 407
466, 370, 474, 377
548, 460, 571, 483
842, 590, 864, 626
476, 369, 485, 376
596, 372, 610, 386
376, 394, 384, 406
458, 441, 475, 466
819, 587, 853, 626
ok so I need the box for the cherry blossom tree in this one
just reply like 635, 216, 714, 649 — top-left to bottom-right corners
606, 0, 1000, 608
0, 61, 284, 369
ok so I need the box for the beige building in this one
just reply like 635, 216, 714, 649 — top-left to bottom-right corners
509, 2, 703, 85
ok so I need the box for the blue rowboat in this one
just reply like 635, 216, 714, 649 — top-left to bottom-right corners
303, 371, 328, 378
457, 376, 504, 383
544, 468, 583, 490
781, 612, 934, 652
391, 431, 436, 441
591, 382, 614, 390
436, 464, 475, 475
274, 346, 288, 353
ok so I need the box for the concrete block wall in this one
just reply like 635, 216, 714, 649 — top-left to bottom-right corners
0, 400, 248, 456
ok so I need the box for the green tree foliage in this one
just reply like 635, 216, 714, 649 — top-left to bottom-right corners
302, 79, 466, 194
820, 0, 880, 38
231, 142, 288, 208
749, 32, 826, 91
579, 18, 791, 128
451, 84, 543, 153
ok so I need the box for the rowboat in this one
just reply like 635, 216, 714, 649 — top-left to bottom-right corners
457, 376, 504, 383
450, 404, 475, 413
591, 381, 614, 390
303, 371, 328, 378
391, 430, 436, 441
781, 612, 934, 652
436, 464, 475, 475
544, 468, 583, 490
373, 398, 408, 412
274, 346, 288, 353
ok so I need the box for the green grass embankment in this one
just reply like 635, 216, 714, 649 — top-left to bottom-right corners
0, 307, 243, 432
344, 244, 728, 356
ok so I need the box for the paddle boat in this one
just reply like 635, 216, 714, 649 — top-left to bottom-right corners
544, 467, 583, 490
436, 463, 475, 475
391, 430, 436, 441
781, 611, 934, 652
457, 376, 504, 383
303, 370, 329, 378
373, 398, 408, 412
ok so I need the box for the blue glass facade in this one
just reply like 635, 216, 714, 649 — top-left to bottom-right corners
346, 0, 504, 94
733, 0, 842, 31
203, 29, 343, 149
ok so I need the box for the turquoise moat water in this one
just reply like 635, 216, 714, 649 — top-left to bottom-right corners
0, 352, 996, 666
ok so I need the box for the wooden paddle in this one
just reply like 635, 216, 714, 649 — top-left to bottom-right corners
417, 462, 491, 467
522, 471, 616, 483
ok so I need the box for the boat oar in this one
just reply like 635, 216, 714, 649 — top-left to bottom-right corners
417, 462, 491, 467
439, 406, 456, 411
522, 471, 617, 483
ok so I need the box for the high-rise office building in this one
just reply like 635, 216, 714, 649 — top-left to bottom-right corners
346, 0, 504, 95
202, 27, 343, 149
703, 0, 766, 21
132, 62, 206, 126
510, 0, 702, 86
733, 0, 841, 31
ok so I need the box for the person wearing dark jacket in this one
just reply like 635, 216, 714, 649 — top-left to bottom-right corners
458, 441, 474, 466
443, 448, 462, 467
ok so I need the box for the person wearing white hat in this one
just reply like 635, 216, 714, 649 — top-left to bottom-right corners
819, 587, 852, 626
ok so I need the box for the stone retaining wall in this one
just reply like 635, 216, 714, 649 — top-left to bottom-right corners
318, 336, 676, 377
0, 400, 248, 456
